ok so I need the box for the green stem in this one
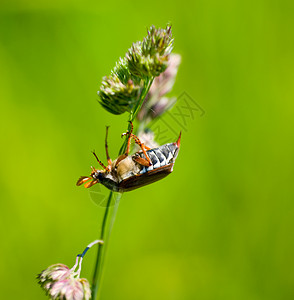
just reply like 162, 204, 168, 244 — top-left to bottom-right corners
91, 191, 113, 298
132, 77, 154, 121
95, 193, 121, 299
119, 77, 154, 155
91, 76, 154, 300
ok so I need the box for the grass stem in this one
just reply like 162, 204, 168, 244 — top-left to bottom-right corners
91, 77, 153, 300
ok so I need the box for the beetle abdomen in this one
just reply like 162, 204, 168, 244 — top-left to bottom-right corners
137, 143, 179, 174
117, 135, 181, 192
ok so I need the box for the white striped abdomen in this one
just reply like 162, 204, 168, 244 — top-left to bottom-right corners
137, 143, 179, 174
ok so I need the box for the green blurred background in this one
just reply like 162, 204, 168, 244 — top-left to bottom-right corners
1, 1, 294, 299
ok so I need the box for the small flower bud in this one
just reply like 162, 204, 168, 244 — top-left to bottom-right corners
79, 279, 92, 300
37, 241, 104, 299
97, 25, 174, 115
50, 277, 91, 300
137, 53, 181, 122
37, 264, 71, 291
126, 25, 174, 78
37, 264, 91, 300
98, 73, 142, 115
142, 25, 173, 58
148, 53, 181, 98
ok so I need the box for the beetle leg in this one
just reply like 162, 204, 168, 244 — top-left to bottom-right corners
115, 153, 127, 167
115, 135, 131, 167
133, 155, 151, 167
128, 120, 134, 135
92, 151, 107, 170
118, 121, 151, 166
129, 133, 151, 150
116, 121, 134, 167
128, 134, 152, 166
104, 126, 112, 171
121, 121, 134, 155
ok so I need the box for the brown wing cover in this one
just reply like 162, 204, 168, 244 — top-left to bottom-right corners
118, 164, 174, 192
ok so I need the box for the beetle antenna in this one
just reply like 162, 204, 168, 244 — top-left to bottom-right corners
76, 176, 92, 186
84, 179, 99, 188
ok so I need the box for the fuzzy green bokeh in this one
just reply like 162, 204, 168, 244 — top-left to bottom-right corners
0, 1, 294, 300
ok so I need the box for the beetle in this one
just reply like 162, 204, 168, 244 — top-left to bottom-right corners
76, 122, 181, 192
